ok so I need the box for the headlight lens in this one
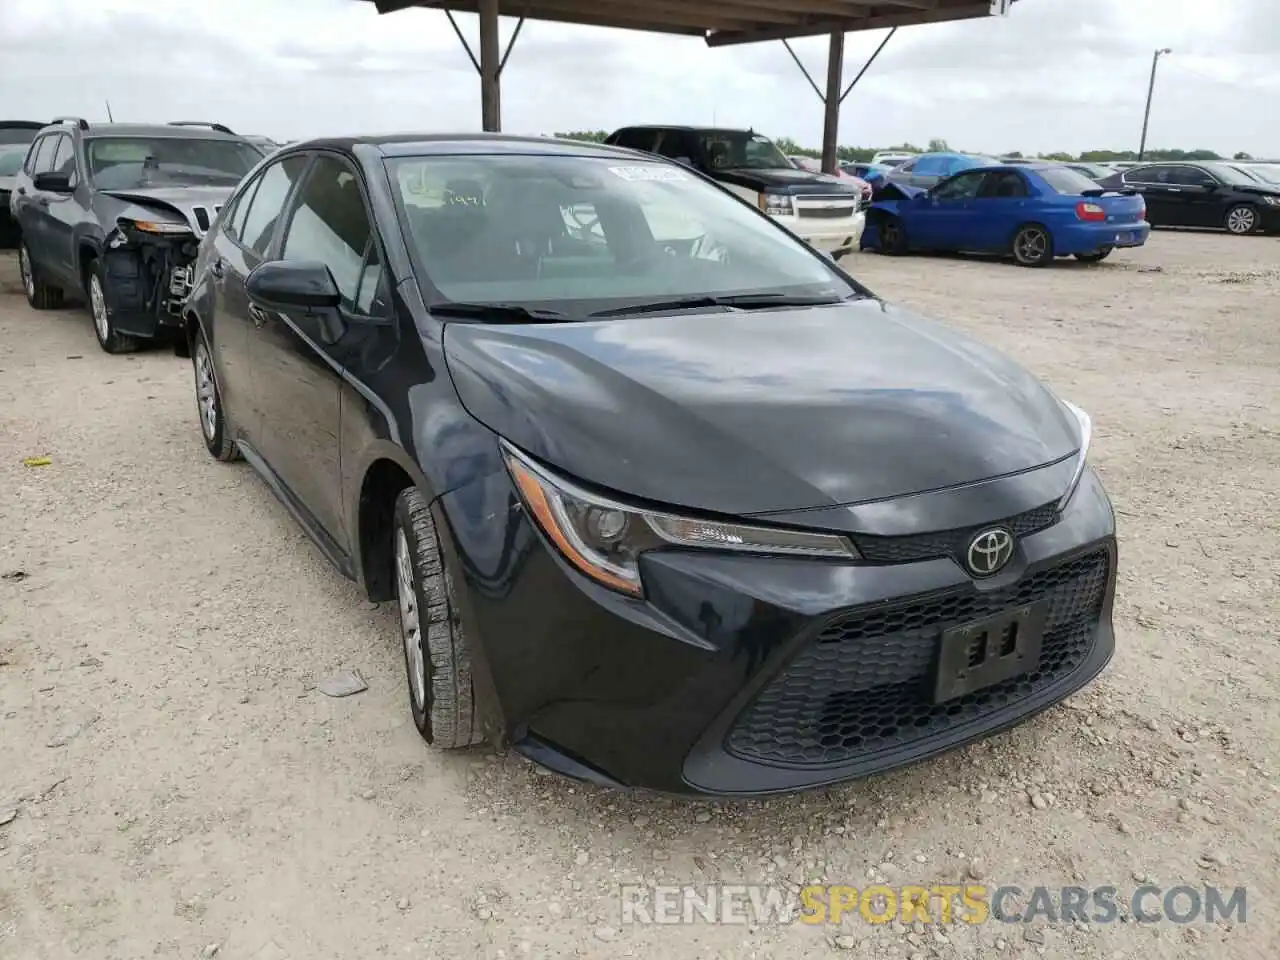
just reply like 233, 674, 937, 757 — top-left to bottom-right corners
502, 442, 859, 597
758, 192, 794, 217
1058, 399, 1093, 509
1262, 196, 1280, 206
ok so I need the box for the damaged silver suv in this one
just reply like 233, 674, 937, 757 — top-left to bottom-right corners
10, 119, 264, 353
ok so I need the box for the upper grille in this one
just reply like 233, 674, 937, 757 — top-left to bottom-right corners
852, 502, 1059, 565
725, 549, 1110, 768
797, 206, 856, 219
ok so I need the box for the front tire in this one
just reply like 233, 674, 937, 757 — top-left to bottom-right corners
1224, 204, 1258, 235
1075, 249, 1112, 263
19, 241, 64, 310
878, 216, 908, 255
192, 330, 239, 461
1012, 224, 1053, 267
87, 259, 137, 354
394, 487, 483, 750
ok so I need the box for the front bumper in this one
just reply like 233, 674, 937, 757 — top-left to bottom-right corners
776, 210, 866, 257
438, 464, 1117, 796
1256, 201, 1280, 232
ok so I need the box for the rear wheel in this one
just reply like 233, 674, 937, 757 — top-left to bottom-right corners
1012, 225, 1053, 267
394, 487, 483, 750
1224, 204, 1258, 235
87, 259, 137, 354
879, 216, 908, 255
1075, 249, 1112, 263
19, 241, 64, 310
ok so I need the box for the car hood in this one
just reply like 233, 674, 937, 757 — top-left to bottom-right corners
95, 185, 234, 236
710, 166, 861, 196
443, 300, 1081, 517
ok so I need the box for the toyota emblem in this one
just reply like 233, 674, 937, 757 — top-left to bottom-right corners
966, 528, 1014, 577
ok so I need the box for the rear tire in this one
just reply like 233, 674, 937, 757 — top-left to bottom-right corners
1012, 224, 1053, 267
878, 216, 908, 256
393, 487, 483, 750
1075, 249, 1112, 263
19, 241, 64, 310
87, 259, 137, 354
1224, 204, 1258, 235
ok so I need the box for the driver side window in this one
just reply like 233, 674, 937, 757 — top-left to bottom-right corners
932, 172, 986, 201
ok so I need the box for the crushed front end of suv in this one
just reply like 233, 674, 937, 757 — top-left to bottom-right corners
11, 119, 263, 352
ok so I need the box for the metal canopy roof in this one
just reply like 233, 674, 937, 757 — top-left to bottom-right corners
369, 0, 1004, 46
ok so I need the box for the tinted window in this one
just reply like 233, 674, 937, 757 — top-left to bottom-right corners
1124, 165, 1174, 183
1037, 167, 1102, 195
980, 171, 1029, 198
655, 131, 695, 161
29, 136, 57, 175
697, 131, 790, 170
280, 156, 374, 310
932, 171, 986, 200
611, 128, 658, 152
1167, 166, 1216, 186
238, 155, 309, 256
389, 154, 853, 312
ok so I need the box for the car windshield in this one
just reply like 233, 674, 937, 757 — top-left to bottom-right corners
1038, 167, 1105, 195
86, 136, 261, 189
1201, 163, 1261, 187
696, 131, 792, 171
388, 153, 858, 317
0, 144, 27, 176
1247, 164, 1280, 184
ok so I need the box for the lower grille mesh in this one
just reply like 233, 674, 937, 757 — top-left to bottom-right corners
725, 550, 1110, 767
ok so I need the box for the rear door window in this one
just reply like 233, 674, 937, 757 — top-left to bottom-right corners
1124, 165, 1174, 184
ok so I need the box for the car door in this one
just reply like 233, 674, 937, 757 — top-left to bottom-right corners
1122, 165, 1180, 225
910, 170, 988, 249
1168, 166, 1226, 227
249, 152, 380, 551
42, 134, 81, 279
208, 153, 311, 447
14, 135, 58, 270
971, 170, 1031, 250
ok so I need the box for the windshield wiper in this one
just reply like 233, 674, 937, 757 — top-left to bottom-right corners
428, 301, 571, 323
588, 293, 851, 319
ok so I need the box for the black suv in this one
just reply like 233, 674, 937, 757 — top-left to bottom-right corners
9, 119, 264, 352
0, 121, 45, 246
1095, 161, 1280, 235
180, 133, 1113, 796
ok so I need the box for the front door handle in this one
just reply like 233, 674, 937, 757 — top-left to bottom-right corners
209, 257, 225, 279
248, 304, 269, 328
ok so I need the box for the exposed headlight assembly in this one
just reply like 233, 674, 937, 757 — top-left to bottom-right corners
501, 441, 859, 597
758, 192, 794, 217
1058, 399, 1093, 510
118, 216, 192, 235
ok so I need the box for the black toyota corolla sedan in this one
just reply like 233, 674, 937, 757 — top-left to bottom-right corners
182, 133, 1117, 796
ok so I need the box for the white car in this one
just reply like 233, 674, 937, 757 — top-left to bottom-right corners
869, 151, 918, 168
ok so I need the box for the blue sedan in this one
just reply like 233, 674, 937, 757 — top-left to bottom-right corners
860, 164, 1151, 266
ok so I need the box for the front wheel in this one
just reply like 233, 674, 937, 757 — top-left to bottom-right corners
1224, 204, 1258, 235
193, 330, 239, 461
1075, 249, 1112, 263
393, 487, 484, 750
87, 259, 137, 354
1012, 225, 1053, 267
878, 216, 908, 255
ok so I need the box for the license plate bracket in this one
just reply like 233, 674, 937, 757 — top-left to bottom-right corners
932, 602, 1048, 704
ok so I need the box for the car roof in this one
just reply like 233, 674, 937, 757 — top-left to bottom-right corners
38, 122, 246, 140
285, 132, 655, 161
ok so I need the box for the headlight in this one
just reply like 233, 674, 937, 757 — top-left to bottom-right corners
1058, 399, 1093, 509
502, 441, 859, 597
758, 192, 794, 217
1262, 196, 1280, 206
118, 216, 192, 235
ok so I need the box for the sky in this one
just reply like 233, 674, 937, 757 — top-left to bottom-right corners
1, 0, 1277, 158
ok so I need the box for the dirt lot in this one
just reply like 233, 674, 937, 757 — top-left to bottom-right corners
1, 233, 1277, 960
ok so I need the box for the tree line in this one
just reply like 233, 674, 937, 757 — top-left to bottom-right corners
553, 131, 1260, 163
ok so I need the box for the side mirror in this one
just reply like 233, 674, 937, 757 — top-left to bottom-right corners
33, 172, 73, 193
246, 260, 346, 343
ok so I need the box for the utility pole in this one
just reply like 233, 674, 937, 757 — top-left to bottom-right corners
1138, 47, 1171, 161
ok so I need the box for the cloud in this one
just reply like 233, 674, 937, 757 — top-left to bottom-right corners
0, 0, 1276, 156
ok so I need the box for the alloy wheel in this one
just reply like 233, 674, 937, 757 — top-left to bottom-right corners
1014, 227, 1048, 264
395, 528, 427, 713
194, 341, 219, 442
19, 245, 35, 300
1226, 206, 1256, 235
89, 273, 109, 342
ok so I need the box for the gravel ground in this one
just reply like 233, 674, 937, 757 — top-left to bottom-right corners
1, 233, 1277, 960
